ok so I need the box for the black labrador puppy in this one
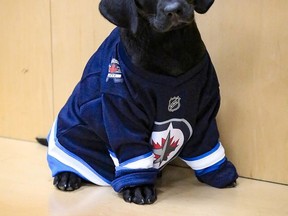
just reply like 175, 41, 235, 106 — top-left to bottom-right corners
43, 0, 238, 205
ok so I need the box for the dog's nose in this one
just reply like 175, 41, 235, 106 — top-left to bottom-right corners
164, 2, 183, 17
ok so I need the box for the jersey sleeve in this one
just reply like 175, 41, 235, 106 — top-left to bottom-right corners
178, 77, 238, 188
101, 93, 158, 192
179, 65, 227, 176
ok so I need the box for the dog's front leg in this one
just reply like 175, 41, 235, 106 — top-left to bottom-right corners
122, 185, 157, 205
53, 172, 82, 191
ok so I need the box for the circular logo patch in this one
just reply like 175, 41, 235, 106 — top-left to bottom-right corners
150, 119, 193, 169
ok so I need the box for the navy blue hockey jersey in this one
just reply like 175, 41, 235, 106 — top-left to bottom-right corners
47, 28, 227, 192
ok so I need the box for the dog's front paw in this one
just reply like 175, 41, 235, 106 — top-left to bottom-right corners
53, 172, 82, 191
122, 185, 157, 205
225, 181, 237, 188
197, 160, 238, 188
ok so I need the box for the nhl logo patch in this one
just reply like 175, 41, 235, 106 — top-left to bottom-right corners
168, 96, 181, 112
106, 58, 123, 83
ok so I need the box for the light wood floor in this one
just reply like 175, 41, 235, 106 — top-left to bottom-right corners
0, 137, 287, 216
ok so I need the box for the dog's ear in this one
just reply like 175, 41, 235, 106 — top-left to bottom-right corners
194, 0, 215, 14
99, 0, 138, 33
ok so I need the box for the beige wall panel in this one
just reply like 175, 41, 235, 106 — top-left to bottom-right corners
0, 0, 53, 140
196, 0, 288, 184
51, 0, 114, 114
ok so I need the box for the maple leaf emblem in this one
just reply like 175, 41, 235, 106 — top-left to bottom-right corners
152, 131, 179, 166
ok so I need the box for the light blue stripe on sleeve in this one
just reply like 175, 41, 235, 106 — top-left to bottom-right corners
180, 142, 226, 171
109, 150, 154, 171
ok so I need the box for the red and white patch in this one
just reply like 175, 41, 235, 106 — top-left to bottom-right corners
106, 58, 123, 83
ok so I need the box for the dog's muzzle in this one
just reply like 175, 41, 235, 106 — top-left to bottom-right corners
152, 0, 194, 32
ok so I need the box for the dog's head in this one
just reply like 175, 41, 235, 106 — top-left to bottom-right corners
99, 0, 214, 33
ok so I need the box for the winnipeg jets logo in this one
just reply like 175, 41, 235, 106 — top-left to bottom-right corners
106, 58, 123, 83
152, 130, 179, 167
150, 119, 193, 169
168, 96, 181, 112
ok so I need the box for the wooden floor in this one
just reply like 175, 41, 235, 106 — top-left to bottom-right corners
0, 137, 287, 216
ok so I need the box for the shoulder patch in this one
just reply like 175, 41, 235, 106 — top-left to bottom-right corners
106, 58, 123, 83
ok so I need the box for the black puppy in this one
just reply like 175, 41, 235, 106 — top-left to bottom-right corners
43, 0, 238, 205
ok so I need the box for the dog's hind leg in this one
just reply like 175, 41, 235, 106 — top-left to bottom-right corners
36, 137, 48, 146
